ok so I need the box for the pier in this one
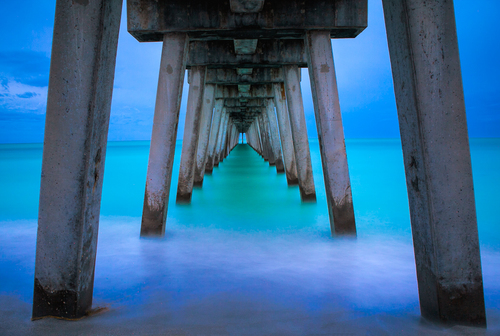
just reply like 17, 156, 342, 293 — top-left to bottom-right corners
32, 0, 486, 327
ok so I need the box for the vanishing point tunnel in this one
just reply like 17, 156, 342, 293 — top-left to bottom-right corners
32, 0, 486, 328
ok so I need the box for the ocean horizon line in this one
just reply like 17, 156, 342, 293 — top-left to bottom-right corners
1, 136, 499, 147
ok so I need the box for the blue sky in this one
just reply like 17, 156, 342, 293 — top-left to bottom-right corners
0, 0, 499, 143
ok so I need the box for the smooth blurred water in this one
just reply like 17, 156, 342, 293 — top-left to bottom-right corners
0, 139, 499, 335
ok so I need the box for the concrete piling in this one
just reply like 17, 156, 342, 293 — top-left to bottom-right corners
194, 83, 216, 186
255, 116, 267, 161
383, 0, 486, 326
273, 83, 299, 185
218, 112, 230, 164
306, 31, 356, 235
33, 0, 122, 319
205, 98, 224, 174
213, 111, 226, 167
176, 66, 206, 203
36, 0, 486, 327
259, 113, 275, 165
283, 65, 316, 202
265, 99, 285, 173
141, 33, 189, 236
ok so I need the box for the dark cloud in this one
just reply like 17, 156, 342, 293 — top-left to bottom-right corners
0, 50, 50, 87
1, 77, 8, 90
0, 109, 45, 122
16, 92, 39, 99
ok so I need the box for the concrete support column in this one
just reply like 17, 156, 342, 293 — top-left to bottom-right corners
205, 99, 224, 173
223, 122, 230, 159
383, 0, 485, 326
306, 31, 356, 235
213, 110, 227, 167
176, 66, 206, 203
218, 112, 230, 163
248, 125, 254, 152
229, 124, 236, 153
255, 117, 265, 158
233, 127, 237, 148
273, 83, 298, 185
220, 117, 228, 162
257, 115, 267, 160
254, 121, 263, 155
193, 83, 216, 186
33, 0, 122, 319
259, 113, 274, 163
246, 132, 251, 148
254, 120, 262, 157
226, 122, 232, 157
265, 98, 285, 173
252, 122, 260, 155
231, 127, 236, 150
141, 33, 189, 236
264, 113, 276, 165
248, 124, 258, 154
230, 128, 235, 150
225, 121, 233, 157
283, 65, 316, 201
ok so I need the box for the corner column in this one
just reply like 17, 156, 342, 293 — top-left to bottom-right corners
33, 0, 122, 319
383, 0, 486, 325
306, 31, 356, 235
176, 66, 206, 203
283, 65, 316, 201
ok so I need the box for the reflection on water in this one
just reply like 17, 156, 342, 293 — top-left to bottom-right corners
0, 140, 499, 335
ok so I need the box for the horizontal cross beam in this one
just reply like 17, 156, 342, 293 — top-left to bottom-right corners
206, 68, 284, 84
187, 39, 306, 68
128, 0, 367, 42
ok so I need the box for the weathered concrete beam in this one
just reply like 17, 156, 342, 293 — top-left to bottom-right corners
128, 0, 367, 42
306, 31, 356, 235
176, 66, 206, 203
224, 99, 265, 107
187, 39, 307, 68
383, 0, 486, 326
215, 85, 273, 99
206, 68, 284, 85
33, 0, 122, 320
230, 0, 265, 13
225, 106, 263, 113
194, 83, 216, 186
234, 39, 259, 54
284, 65, 316, 201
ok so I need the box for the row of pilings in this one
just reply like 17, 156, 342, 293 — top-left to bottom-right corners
32, 0, 486, 327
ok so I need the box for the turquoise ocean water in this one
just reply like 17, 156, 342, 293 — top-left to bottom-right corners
0, 139, 499, 335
